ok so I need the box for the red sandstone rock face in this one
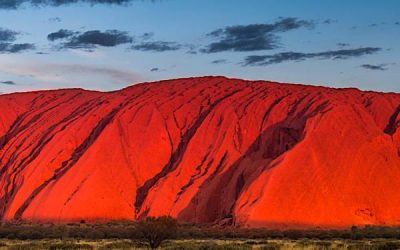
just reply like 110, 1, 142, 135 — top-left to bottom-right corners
1, 76, 400, 228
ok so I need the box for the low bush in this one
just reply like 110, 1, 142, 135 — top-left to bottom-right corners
137, 216, 178, 249
1, 222, 400, 242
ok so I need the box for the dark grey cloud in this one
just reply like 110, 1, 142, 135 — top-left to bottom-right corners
0, 0, 136, 9
0, 28, 18, 42
337, 43, 350, 47
49, 17, 61, 22
65, 30, 133, 48
47, 29, 76, 41
128, 32, 183, 52
140, 32, 154, 40
202, 17, 314, 53
132, 41, 181, 52
369, 22, 386, 28
49, 29, 181, 52
243, 47, 382, 66
49, 29, 133, 50
0, 43, 35, 53
211, 59, 227, 64
0, 27, 35, 53
322, 19, 337, 24
0, 80, 16, 85
361, 64, 389, 71
150, 67, 159, 72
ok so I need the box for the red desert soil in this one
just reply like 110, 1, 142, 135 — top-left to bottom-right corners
1, 76, 400, 228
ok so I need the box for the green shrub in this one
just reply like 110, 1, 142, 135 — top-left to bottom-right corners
137, 216, 178, 249
2, 222, 400, 242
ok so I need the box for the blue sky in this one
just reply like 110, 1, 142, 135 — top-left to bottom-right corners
0, 0, 399, 93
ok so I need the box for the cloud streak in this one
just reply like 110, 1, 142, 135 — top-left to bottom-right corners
0, 0, 139, 9
48, 29, 133, 50
243, 47, 382, 66
48, 17, 61, 22
202, 17, 314, 53
211, 59, 227, 64
0, 62, 142, 84
0, 43, 35, 53
0, 80, 16, 85
47, 29, 76, 41
361, 63, 391, 71
0, 27, 35, 53
131, 41, 181, 52
0, 28, 19, 42
48, 29, 181, 53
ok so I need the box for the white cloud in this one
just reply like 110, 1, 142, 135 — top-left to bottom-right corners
0, 61, 143, 87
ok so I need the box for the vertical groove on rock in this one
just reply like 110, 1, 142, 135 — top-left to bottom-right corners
12, 92, 144, 220
134, 89, 242, 216
384, 106, 400, 135
0, 93, 91, 218
0, 77, 400, 227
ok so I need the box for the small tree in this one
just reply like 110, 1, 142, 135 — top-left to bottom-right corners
351, 225, 361, 240
137, 216, 178, 249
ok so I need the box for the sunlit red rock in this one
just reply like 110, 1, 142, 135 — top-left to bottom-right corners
1, 76, 400, 228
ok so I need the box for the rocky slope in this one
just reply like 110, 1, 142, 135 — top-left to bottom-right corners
1, 76, 400, 228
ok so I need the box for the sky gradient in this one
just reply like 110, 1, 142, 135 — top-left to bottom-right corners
0, 0, 399, 93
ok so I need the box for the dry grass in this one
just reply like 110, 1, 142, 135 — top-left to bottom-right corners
1, 239, 400, 249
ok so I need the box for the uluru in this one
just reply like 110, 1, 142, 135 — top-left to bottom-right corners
1, 76, 400, 228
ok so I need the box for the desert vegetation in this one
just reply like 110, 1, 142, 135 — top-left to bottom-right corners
1, 238, 400, 249
1, 219, 400, 249
137, 216, 178, 249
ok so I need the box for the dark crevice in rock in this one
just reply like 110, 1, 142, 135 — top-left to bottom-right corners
384, 106, 400, 135
12, 93, 143, 220
134, 89, 242, 217
0, 98, 100, 218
